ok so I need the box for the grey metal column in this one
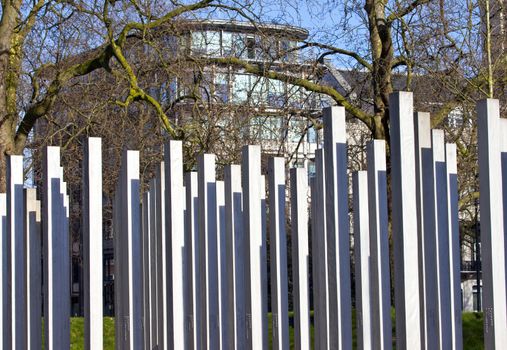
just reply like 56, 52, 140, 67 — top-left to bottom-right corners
24, 188, 41, 350
113, 173, 121, 349
149, 178, 159, 348
314, 149, 329, 350
129, 150, 143, 350
224, 165, 245, 349
366, 140, 392, 350
291, 168, 310, 350
0, 193, 6, 349
43, 147, 70, 350
217, 180, 228, 349
164, 141, 186, 349
445, 143, 463, 350
309, 177, 319, 350
114, 150, 143, 349
323, 106, 352, 350
242, 145, 268, 350
389, 91, 421, 349
432, 130, 452, 350
198, 154, 219, 349
260, 174, 268, 350
477, 98, 507, 349
83, 137, 103, 350
142, 191, 152, 350
414, 112, 437, 350
7, 155, 25, 349
155, 162, 167, 349
185, 172, 200, 350
352, 171, 372, 350
268, 157, 289, 350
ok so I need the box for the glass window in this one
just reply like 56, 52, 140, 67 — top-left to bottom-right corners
280, 40, 297, 62
246, 36, 256, 59
222, 32, 233, 56
199, 72, 213, 101
267, 79, 285, 107
251, 116, 282, 140
168, 78, 177, 100
191, 31, 207, 55
308, 160, 316, 178
232, 73, 250, 103
287, 83, 302, 107
214, 73, 229, 103
207, 31, 221, 56
287, 118, 305, 143
307, 124, 318, 143
250, 76, 267, 104
178, 35, 189, 54
233, 33, 246, 58
260, 37, 278, 60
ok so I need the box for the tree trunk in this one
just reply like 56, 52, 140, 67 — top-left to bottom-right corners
0, 121, 17, 193
0, 1, 25, 192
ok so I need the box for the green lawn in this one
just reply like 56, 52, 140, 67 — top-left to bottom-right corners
69, 312, 484, 349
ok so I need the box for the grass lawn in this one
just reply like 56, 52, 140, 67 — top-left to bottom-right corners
69, 312, 484, 349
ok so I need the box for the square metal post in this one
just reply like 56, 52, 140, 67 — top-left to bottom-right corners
323, 106, 352, 350
389, 92, 421, 349
83, 137, 103, 350
164, 141, 186, 349
366, 140, 392, 350
185, 172, 200, 350
198, 153, 219, 349
291, 168, 310, 350
242, 145, 268, 350
224, 165, 245, 349
268, 157, 289, 350
352, 171, 372, 350
477, 99, 507, 349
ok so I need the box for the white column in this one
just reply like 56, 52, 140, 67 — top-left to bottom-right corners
216, 180, 228, 349
291, 168, 310, 350
352, 171, 372, 350
155, 162, 167, 349
224, 165, 245, 349
7, 155, 25, 349
445, 143, 463, 350
114, 150, 143, 349
323, 106, 352, 350
83, 137, 103, 350
366, 140, 392, 350
198, 154, 219, 349
24, 188, 41, 350
268, 157, 289, 350
164, 141, 186, 349
313, 148, 329, 350
432, 130, 452, 350
242, 145, 267, 350
414, 112, 437, 350
43, 146, 70, 350
389, 91, 421, 349
142, 191, 152, 350
477, 99, 507, 349
185, 172, 200, 350
0, 193, 6, 349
